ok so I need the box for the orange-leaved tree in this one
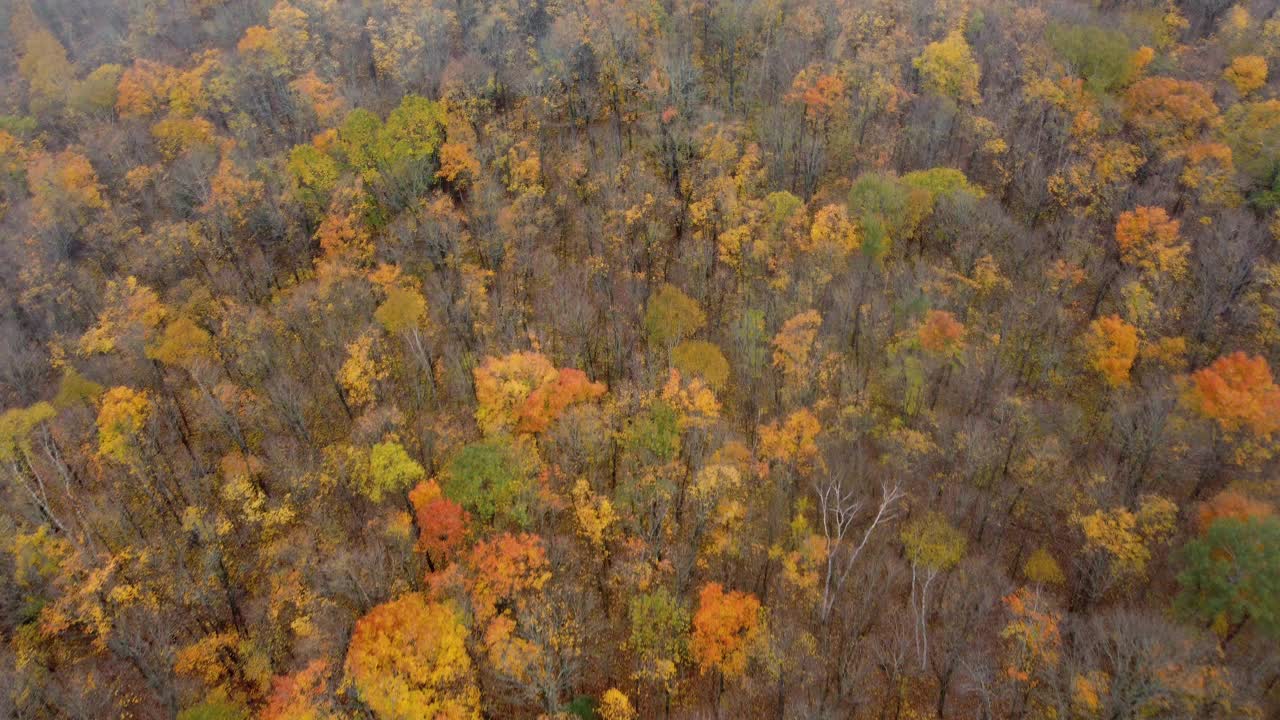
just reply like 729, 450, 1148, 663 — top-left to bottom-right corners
1182, 352, 1280, 437
772, 310, 823, 385
1000, 587, 1062, 687
1195, 490, 1273, 534
473, 352, 605, 435
1083, 315, 1139, 387
1113, 206, 1187, 277
409, 480, 469, 572
758, 408, 823, 478
690, 582, 764, 679
918, 309, 966, 356
1122, 77, 1218, 150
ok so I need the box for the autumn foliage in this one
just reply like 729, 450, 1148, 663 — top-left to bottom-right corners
1196, 491, 1274, 535
473, 352, 605, 435
1113, 206, 1186, 276
1183, 352, 1280, 437
6, 0, 1280, 717
1224, 56, 1268, 96
344, 593, 481, 720
1123, 77, 1218, 148
917, 309, 966, 355
914, 31, 982, 105
1083, 315, 1139, 387
409, 480, 470, 569
690, 583, 763, 678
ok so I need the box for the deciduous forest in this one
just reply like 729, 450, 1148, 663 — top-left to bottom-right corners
2, 0, 1280, 717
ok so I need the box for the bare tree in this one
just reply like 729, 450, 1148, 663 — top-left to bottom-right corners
816, 474, 904, 621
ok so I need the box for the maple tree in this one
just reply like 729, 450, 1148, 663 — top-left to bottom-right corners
917, 309, 966, 356
1122, 77, 1218, 149
690, 582, 763, 679
148, 315, 214, 370
785, 67, 846, 123
96, 387, 152, 465
436, 141, 481, 189
472, 352, 605, 435
460, 532, 551, 627
26, 149, 105, 232
362, 440, 425, 502
1000, 587, 1061, 686
261, 659, 338, 720
806, 204, 859, 259
1180, 142, 1238, 206
338, 333, 385, 408
344, 593, 481, 719
1195, 490, 1274, 534
660, 368, 722, 428
598, 688, 636, 720
771, 310, 822, 385
1075, 495, 1176, 593
758, 409, 822, 476
1083, 314, 1139, 387
1182, 351, 1280, 437
409, 480, 470, 570
1113, 206, 1187, 276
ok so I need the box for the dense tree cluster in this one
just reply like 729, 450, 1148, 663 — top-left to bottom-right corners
2, 0, 1280, 717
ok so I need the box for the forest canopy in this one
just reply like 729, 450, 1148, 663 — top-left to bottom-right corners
2, 0, 1280, 718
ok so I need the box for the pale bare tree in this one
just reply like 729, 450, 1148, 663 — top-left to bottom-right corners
815, 474, 904, 621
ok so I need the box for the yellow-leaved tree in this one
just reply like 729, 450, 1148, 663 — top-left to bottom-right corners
914, 30, 982, 105
1083, 315, 1139, 387
344, 593, 481, 720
